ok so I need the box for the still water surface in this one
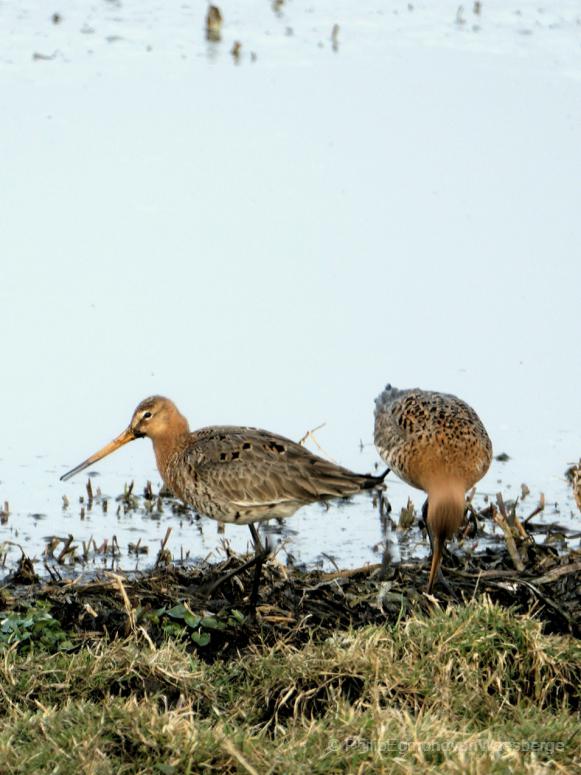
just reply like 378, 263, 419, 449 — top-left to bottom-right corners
1, 0, 579, 576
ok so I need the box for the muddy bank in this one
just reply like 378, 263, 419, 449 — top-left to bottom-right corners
2, 531, 580, 661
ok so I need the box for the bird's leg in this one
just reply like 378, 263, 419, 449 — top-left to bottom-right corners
378, 490, 394, 579
436, 567, 459, 600
421, 497, 429, 527
424, 499, 438, 588
201, 523, 270, 600
248, 522, 271, 612
428, 547, 460, 600
378, 489, 392, 520
422, 497, 436, 578
202, 550, 265, 597
376, 472, 391, 522
249, 522, 264, 554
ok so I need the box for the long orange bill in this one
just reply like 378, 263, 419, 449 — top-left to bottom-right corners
60, 428, 137, 482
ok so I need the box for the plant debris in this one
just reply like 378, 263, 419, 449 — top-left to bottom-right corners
565, 460, 581, 512
2, 525, 580, 663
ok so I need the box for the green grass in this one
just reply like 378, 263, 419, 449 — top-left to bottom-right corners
1, 598, 580, 773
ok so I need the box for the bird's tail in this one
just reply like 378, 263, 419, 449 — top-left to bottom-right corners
359, 467, 390, 489
337, 466, 389, 493
305, 462, 389, 500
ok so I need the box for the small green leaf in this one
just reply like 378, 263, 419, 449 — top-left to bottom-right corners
200, 616, 225, 630
166, 604, 187, 620
184, 612, 201, 629
191, 631, 211, 646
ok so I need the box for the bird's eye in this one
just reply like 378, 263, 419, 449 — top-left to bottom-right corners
143, 411, 153, 420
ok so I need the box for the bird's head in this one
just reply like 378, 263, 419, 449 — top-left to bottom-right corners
60, 395, 188, 481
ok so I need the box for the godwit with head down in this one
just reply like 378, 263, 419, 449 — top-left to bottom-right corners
374, 385, 492, 594
61, 396, 387, 605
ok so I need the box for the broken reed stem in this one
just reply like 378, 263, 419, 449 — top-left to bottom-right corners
43, 561, 61, 582
534, 560, 581, 585
154, 527, 173, 568
297, 422, 336, 462
523, 495, 546, 525
297, 422, 326, 446
494, 495, 525, 572
496, 492, 515, 526
57, 535, 76, 564
573, 462, 581, 512
496, 492, 532, 543
107, 572, 137, 633
317, 564, 383, 582
160, 527, 172, 552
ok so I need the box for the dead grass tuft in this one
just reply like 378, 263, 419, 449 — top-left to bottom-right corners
0, 599, 580, 773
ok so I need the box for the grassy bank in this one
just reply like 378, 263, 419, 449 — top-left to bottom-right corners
1, 598, 580, 774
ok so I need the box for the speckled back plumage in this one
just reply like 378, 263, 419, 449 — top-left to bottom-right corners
374, 384, 492, 492
163, 425, 385, 524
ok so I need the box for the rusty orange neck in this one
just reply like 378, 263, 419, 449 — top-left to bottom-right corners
148, 412, 190, 479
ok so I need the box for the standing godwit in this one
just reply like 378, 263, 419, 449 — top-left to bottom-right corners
374, 385, 492, 593
61, 396, 386, 605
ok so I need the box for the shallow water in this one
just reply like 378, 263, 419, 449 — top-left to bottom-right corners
1, 0, 580, 576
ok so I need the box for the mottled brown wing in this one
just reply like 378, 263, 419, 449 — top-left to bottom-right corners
375, 387, 479, 449
170, 425, 381, 521
374, 387, 421, 455
374, 386, 492, 488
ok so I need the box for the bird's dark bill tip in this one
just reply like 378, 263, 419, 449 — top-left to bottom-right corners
59, 428, 137, 484
60, 461, 91, 482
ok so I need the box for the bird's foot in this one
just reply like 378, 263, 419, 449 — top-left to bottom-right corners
427, 567, 460, 602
